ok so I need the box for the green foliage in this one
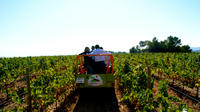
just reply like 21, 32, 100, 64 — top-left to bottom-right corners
129, 46, 140, 53
0, 55, 76, 111
114, 53, 198, 111
130, 36, 192, 53
1, 53, 199, 111
114, 54, 157, 111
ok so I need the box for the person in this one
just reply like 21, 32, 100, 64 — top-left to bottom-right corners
89, 45, 110, 73
79, 47, 94, 74
91, 46, 95, 52
79, 47, 90, 55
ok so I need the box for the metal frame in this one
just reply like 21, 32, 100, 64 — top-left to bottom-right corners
76, 54, 114, 74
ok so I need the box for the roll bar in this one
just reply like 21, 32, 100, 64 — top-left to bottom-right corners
76, 54, 114, 74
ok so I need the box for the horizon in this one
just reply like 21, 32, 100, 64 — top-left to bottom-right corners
1, 46, 199, 58
1, 0, 200, 57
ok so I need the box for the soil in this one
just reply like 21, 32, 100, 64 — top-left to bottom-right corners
56, 78, 132, 112
50, 89, 79, 112
57, 78, 130, 112
73, 88, 119, 112
115, 78, 130, 112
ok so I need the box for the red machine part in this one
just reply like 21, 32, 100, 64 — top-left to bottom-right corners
76, 54, 114, 74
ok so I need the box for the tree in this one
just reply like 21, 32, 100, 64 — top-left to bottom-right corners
167, 36, 181, 47
166, 36, 181, 52
130, 36, 191, 53
148, 37, 161, 52
130, 46, 140, 53
180, 45, 192, 52
139, 40, 150, 48
130, 46, 137, 53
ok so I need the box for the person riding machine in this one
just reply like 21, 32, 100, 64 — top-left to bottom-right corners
76, 54, 114, 88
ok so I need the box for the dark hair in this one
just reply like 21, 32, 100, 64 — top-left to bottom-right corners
95, 44, 100, 49
91, 46, 95, 50
84, 47, 90, 53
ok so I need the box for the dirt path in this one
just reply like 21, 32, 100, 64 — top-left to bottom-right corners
73, 88, 119, 112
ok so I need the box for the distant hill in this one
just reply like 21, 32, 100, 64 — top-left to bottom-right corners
191, 47, 200, 52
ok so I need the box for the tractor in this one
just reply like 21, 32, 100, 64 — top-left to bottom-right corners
75, 54, 115, 88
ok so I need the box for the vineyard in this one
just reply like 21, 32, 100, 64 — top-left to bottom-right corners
113, 53, 200, 111
0, 53, 200, 111
0, 56, 76, 111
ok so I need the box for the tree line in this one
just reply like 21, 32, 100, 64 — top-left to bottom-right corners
130, 36, 192, 53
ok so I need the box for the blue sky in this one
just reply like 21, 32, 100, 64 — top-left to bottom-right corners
0, 0, 200, 57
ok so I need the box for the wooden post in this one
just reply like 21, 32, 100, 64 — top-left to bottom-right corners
40, 59, 43, 69
147, 66, 152, 89
26, 68, 32, 112
197, 55, 200, 98
199, 55, 200, 62
5, 75, 9, 100
197, 87, 199, 98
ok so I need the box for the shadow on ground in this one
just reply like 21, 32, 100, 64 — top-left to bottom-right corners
74, 88, 119, 112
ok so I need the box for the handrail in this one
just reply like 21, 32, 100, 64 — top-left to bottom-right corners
79, 54, 113, 56
76, 55, 79, 74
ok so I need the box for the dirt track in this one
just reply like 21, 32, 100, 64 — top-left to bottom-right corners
73, 88, 119, 112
